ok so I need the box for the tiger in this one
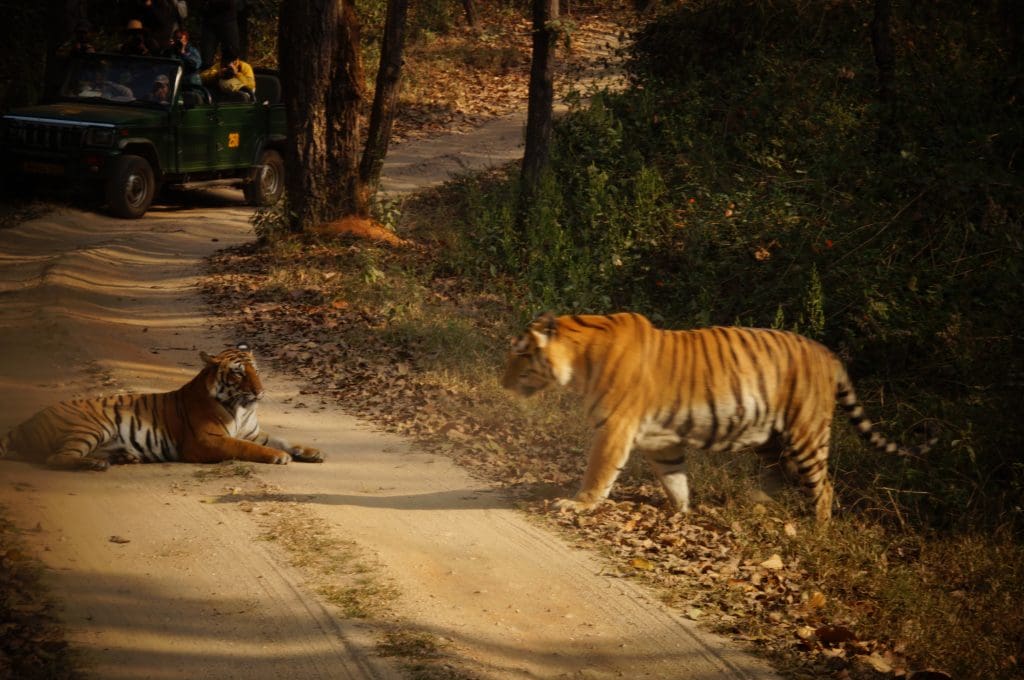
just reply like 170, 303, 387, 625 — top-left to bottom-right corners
0, 345, 324, 471
501, 312, 933, 524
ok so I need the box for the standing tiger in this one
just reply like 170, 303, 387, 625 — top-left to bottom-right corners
0, 345, 324, 470
502, 312, 933, 523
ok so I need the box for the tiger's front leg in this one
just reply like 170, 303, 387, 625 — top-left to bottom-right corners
184, 437, 291, 465
253, 431, 325, 463
555, 422, 635, 512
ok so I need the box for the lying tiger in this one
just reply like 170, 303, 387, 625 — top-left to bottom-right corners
502, 312, 933, 523
0, 345, 324, 470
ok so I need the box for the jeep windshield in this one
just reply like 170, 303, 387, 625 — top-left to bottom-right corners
57, 54, 181, 109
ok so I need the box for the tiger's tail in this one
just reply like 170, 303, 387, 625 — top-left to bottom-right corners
836, 368, 935, 457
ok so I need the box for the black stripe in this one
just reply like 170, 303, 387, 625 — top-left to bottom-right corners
736, 329, 769, 410
697, 332, 719, 448
661, 334, 683, 429
129, 412, 145, 454
569, 315, 604, 329
657, 455, 686, 466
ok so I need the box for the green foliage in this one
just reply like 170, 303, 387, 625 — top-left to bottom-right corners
446, 0, 1023, 535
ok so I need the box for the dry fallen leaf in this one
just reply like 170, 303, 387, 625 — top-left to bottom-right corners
108, 535, 130, 544
858, 652, 893, 674
760, 554, 784, 570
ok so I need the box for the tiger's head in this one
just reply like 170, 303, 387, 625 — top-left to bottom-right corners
200, 344, 265, 408
501, 312, 575, 397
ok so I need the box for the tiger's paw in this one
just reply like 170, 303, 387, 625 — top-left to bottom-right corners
270, 451, 291, 465
553, 497, 603, 513
289, 446, 325, 463
85, 457, 111, 471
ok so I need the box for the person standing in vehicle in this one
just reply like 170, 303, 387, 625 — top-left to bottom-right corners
163, 29, 203, 88
132, 0, 178, 47
199, 0, 240, 70
120, 19, 160, 56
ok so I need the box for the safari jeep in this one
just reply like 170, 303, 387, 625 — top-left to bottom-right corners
0, 52, 285, 218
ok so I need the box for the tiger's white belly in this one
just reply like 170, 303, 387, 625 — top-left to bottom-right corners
634, 403, 773, 453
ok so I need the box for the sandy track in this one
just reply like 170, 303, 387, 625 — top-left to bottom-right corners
0, 140, 777, 678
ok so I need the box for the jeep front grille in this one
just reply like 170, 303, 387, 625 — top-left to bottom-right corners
5, 119, 86, 150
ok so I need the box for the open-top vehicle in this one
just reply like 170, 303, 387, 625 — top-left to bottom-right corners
0, 52, 286, 218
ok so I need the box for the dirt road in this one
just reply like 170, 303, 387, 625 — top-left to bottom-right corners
0, 131, 778, 679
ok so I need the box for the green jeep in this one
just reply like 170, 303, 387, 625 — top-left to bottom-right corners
0, 52, 286, 218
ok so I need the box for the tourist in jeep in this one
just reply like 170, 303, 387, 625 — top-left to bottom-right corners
163, 28, 202, 88
200, 47, 254, 102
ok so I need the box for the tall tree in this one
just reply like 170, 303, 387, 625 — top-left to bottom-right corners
279, 0, 365, 231
461, 0, 478, 30
520, 0, 559, 206
279, 0, 411, 231
359, 0, 410, 198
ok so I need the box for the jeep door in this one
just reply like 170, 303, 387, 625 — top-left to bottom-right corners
177, 100, 258, 172
177, 100, 220, 172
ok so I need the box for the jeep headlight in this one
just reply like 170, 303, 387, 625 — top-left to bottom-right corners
84, 127, 115, 147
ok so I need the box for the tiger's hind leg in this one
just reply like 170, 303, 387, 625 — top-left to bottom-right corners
753, 433, 790, 504
783, 431, 834, 524
46, 449, 110, 471
644, 445, 691, 514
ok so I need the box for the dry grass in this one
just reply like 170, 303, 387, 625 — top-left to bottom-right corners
204, 198, 1024, 679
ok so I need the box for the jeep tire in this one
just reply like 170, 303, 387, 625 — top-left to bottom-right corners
106, 154, 156, 219
244, 149, 284, 206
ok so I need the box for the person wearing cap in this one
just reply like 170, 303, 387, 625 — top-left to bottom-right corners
148, 73, 171, 104
120, 18, 160, 56
200, 47, 255, 102
132, 0, 177, 47
59, 21, 96, 56
162, 28, 202, 88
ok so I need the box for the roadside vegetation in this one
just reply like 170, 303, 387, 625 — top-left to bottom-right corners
204, 1, 1023, 679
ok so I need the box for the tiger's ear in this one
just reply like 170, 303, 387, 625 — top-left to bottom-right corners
199, 350, 215, 365
527, 312, 558, 348
236, 342, 250, 352
529, 312, 558, 336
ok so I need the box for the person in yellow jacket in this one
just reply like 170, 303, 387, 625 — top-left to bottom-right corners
200, 47, 255, 102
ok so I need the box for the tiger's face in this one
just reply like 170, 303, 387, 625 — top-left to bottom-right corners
502, 333, 554, 397
201, 346, 265, 408
502, 313, 573, 397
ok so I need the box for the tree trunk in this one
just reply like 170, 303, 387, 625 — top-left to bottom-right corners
870, 0, 898, 151
461, 0, 477, 29
520, 0, 558, 203
279, 0, 366, 231
359, 0, 409, 198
